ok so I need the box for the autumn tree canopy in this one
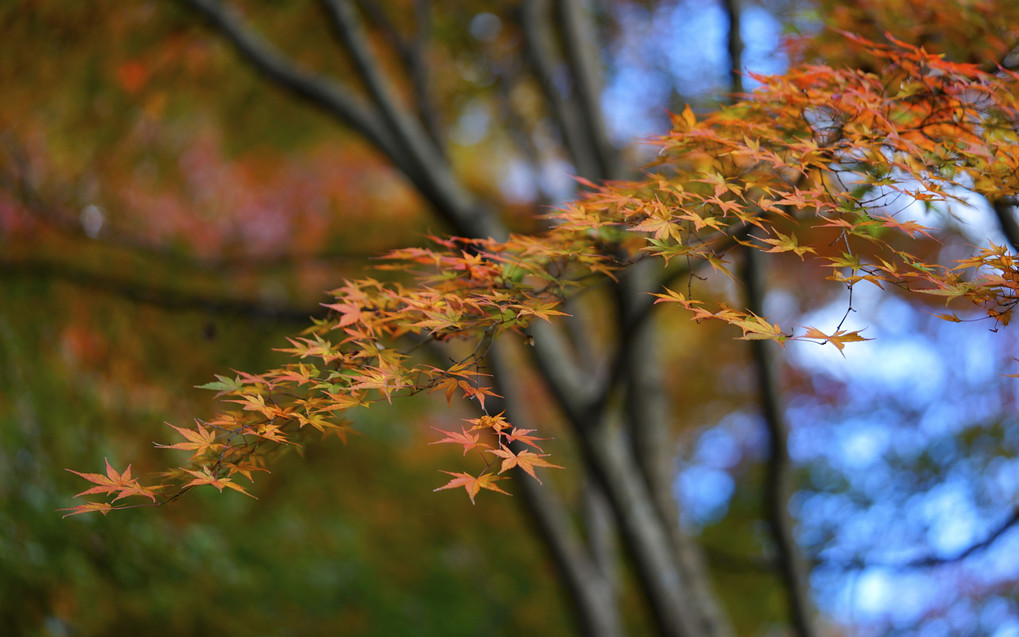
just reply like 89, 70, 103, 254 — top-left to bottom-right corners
6, 0, 1019, 635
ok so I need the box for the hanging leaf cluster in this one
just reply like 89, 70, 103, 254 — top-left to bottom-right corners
64, 34, 1019, 515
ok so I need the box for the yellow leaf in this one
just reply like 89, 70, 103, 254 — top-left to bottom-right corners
682, 104, 696, 129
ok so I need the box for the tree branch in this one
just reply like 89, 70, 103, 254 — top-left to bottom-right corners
519, 0, 600, 180
580, 468, 620, 591
526, 321, 723, 637
615, 261, 734, 637
181, 0, 400, 159
487, 339, 623, 637
0, 154, 379, 274
740, 245, 818, 637
990, 197, 1019, 253
318, 0, 499, 237
352, 0, 446, 152
554, 0, 619, 180
1, 258, 322, 323
823, 507, 1019, 571
721, 0, 744, 98
181, 0, 503, 239
905, 507, 1019, 567
318, 0, 428, 159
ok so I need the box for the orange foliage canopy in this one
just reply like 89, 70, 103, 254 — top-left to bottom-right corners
64, 35, 1019, 515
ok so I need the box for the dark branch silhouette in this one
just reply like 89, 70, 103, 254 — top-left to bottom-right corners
741, 245, 819, 637
1, 258, 323, 324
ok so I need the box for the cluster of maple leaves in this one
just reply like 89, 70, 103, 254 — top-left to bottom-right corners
64, 35, 1019, 516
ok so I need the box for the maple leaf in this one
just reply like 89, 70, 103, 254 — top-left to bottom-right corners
294, 410, 350, 438
652, 287, 690, 305
753, 230, 816, 259
66, 458, 159, 502
514, 300, 570, 323
800, 326, 873, 355
460, 383, 500, 411
430, 426, 489, 455
487, 448, 564, 483
348, 367, 407, 403
227, 392, 268, 413
321, 300, 366, 327
59, 502, 114, 518
195, 374, 246, 397
323, 390, 370, 411
501, 427, 548, 451
271, 363, 319, 385
182, 467, 257, 498
681, 103, 697, 129
154, 421, 222, 458
433, 471, 511, 504
465, 413, 512, 432
253, 423, 292, 444
631, 215, 680, 241
223, 459, 270, 483
732, 313, 788, 343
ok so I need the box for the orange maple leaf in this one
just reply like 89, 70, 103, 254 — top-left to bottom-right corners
321, 301, 366, 327
465, 413, 512, 432
154, 421, 222, 458
223, 459, 270, 483
59, 501, 114, 518
487, 448, 564, 483
800, 326, 872, 355
182, 467, 257, 498
501, 427, 547, 451
433, 471, 510, 504
66, 458, 159, 502
430, 426, 489, 455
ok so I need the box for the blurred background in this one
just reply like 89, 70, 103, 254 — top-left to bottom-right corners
3, 1, 1019, 635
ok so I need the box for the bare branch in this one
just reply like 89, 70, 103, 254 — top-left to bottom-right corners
1, 258, 322, 324
990, 197, 1019, 253
721, 0, 744, 98
526, 319, 728, 637
318, 0, 422, 154
740, 245, 819, 637
615, 261, 735, 637
491, 68, 551, 204
353, 0, 445, 151
406, 0, 445, 151
318, 0, 496, 233
181, 0, 400, 159
903, 507, 1019, 566
580, 470, 619, 589
519, 0, 600, 180
554, 0, 619, 179
487, 340, 623, 637
584, 419, 715, 637
826, 507, 1019, 571
181, 0, 502, 239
